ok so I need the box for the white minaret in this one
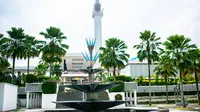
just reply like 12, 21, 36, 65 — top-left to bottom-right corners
93, 0, 103, 52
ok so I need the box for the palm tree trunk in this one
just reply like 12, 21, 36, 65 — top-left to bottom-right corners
107, 68, 109, 75
118, 69, 120, 75
148, 62, 151, 106
27, 56, 30, 74
179, 69, 186, 107
113, 67, 116, 77
165, 74, 169, 104
49, 63, 52, 77
12, 56, 16, 84
194, 62, 200, 105
156, 74, 159, 85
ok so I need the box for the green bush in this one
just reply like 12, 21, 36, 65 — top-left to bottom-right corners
26, 74, 38, 83
109, 81, 124, 92
115, 75, 133, 82
107, 76, 115, 81
116, 75, 126, 81
38, 76, 50, 82
42, 80, 57, 94
125, 76, 133, 82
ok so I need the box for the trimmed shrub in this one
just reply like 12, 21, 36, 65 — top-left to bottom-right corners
107, 76, 115, 81
116, 75, 126, 81
115, 75, 133, 82
125, 76, 133, 82
38, 76, 50, 82
109, 81, 124, 92
42, 80, 57, 94
26, 74, 38, 83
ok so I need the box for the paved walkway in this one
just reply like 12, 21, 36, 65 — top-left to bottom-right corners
150, 103, 200, 112
17, 103, 200, 112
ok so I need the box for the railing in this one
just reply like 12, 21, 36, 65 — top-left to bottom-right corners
174, 84, 182, 104
174, 84, 188, 106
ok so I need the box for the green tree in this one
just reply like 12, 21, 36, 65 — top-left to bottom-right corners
134, 30, 162, 106
99, 48, 112, 74
187, 48, 200, 105
52, 64, 62, 77
163, 34, 196, 107
0, 34, 10, 72
0, 67, 12, 83
25, 36, 44, 74
40, 26, 69, 77
3, 28, 27, 80
34, 62, 48, 76
99, 38, 129, 77
154, 55, 177, 104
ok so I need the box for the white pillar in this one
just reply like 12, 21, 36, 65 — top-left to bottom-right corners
63, 77, 66, 85
29, 93, 32, 108
125, 92, 129, 106
34, 93, 36, 107
26, 92, 30, 108
134, 90, 137, 106
130, 92, 133, 106
32, 93, 34, 108
36, 94, 38, 107
125, 92, 128, 100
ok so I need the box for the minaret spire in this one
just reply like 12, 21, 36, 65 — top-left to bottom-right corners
93, 0, 103, 52
96, 0, 99, 3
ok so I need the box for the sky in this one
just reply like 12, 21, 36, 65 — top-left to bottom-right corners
0, 0, 200, 67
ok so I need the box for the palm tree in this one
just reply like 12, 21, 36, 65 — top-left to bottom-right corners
34, 62, 48, 76
0, 67, 12, 83
154, 54, 177, 104
163, 34, 197, 107
52, 64, 62, 77
134, 30, 162, 106
25, 35, 44, 74
40, 26, 69, 77
99, 38, 129, 77
0, 34, 10, 72
99, 48, 112, 74
187, 48, 200, 105
2, 28, 27, 79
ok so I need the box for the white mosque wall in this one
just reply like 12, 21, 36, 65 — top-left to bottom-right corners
129, 63, 155, 78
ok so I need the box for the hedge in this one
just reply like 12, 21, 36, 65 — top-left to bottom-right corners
38, 76, 50, 82
26, 74, 38, 83
42, 80, 57, 94
115, 75, 133, 82
109, 81, 124, 92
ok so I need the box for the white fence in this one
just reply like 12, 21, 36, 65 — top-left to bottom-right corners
25, 83, 42, 108
137, 84, 200, 93
26, 93, 41, 108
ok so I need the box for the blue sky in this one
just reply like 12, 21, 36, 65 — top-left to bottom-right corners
0, 0, 200, 66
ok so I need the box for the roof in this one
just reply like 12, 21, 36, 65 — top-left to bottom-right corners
129, 57, 148, 64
